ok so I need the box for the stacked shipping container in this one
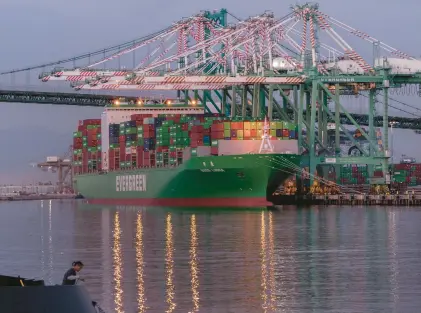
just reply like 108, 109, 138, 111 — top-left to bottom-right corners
72, 114, 299, 174
391, 163, 421, 186
340, 165, 369, 185
72, 119, 101, 175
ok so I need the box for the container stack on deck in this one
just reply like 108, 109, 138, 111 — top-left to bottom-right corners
71, 114, 299, 175
72, 119, 101, 175
392, 163, 421, 186
340, 165, 369, 185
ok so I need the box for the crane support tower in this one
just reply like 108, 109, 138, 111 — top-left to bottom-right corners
21, 3, 421, 186
37, 146, 73, 193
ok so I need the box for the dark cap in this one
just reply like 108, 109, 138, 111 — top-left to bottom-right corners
72, 261, 84, 267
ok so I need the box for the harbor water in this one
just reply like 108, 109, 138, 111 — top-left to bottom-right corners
1, 200, 421, 312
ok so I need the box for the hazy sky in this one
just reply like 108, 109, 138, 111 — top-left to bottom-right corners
0, 0, 421, 183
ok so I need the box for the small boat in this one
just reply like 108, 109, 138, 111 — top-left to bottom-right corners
0, 274, 105, 313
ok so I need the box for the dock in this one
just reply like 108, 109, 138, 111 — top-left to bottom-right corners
272, 194, 421, 206
0, 194, 77, 202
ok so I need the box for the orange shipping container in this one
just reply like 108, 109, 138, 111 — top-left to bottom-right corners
244, 130, 251, 137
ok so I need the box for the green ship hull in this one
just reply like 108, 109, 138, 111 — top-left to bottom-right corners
75, 153, 300, 207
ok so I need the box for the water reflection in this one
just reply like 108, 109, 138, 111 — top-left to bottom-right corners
4, 203, 421, 312
135, 212, 146, 313
388, 210, 398, 312
190, 215, 199, 312
48, 200, 53, 285
165, 213, 176, 313
113, 211, 124, 313
260, 212, 268, 311
268, 211, 275, 311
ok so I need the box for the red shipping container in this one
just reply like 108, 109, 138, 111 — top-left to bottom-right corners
136, 150, 144, 166
190, 141, 198, 148
143, 125, 155, 131
191, 125, 204, 132
212, 131, 224, 139
83, 119, 101, 126
119, 135, 125, 142
250, 129, 257, 137
211, 147, 218, 155
282, 129, 289, 137
190, 133, 203, 140
181, 123, 189, 131
211, 124, 224, 132
78, 125, 86, 132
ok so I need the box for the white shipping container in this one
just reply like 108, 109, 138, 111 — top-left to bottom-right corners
217, 140, 299, 155
46, 156, 59, 162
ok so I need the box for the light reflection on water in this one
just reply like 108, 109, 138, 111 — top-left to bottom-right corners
136, 211, 146, 313
0, 202, 421, 312
189, 214, 199, 313
165, 213, 175, 313
113, 211, 124, 313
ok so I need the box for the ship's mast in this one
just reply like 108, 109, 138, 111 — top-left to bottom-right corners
259, 116, 274, 154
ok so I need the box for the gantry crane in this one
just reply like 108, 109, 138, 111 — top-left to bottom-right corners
36, 145, 73, 193
29, 3, 421, 186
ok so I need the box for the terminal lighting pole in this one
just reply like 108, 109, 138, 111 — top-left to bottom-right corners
389, 121, 398, 164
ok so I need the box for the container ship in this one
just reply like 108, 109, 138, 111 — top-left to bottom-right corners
71, 99, 301, 207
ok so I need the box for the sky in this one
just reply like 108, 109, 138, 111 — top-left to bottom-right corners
0, 0, 421, 184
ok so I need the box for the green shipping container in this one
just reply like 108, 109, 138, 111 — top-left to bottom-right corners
73, 132, 82, 138
224, 122, 231, 130
393, 170, 408, 176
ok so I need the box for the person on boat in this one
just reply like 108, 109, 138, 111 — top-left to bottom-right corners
62, 261, 84, 285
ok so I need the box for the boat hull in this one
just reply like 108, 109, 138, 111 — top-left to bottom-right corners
74, 153, 300, 207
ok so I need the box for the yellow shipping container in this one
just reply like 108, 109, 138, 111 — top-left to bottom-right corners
250, 122, 257, 129
275, 121, 283, 129
257, 122, 263, 129
243, 122, 251, 130
270, 122, 277, 129
257, 129, 263, 137
237, 130, 244, 137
